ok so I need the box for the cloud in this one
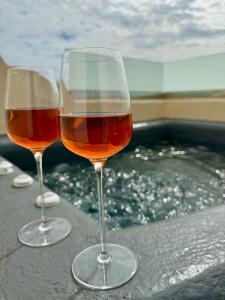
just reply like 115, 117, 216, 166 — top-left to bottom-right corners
1, 0, 225, 76
58, 31, 77, 41
181, 24, 225, 39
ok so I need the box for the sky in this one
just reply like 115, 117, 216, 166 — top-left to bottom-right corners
1, 0, 225, 75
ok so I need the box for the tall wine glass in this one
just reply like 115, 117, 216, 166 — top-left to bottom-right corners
60, 48, 137, 290
5, 67, 72, 247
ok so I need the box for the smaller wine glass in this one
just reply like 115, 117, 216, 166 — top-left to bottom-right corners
5, 66, 72, 247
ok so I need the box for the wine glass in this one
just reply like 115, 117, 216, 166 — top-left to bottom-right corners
60, 48, 137, 290
5, 66, 72, 247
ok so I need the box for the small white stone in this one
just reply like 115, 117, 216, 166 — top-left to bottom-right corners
0, 167, 14, 175
0, 161, 13, 168
35, 192, 60, 208
13, 174, 33, 187
0, 161, 14, 175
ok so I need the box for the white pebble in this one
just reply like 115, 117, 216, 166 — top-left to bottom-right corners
0, 161, 14, 175
35, 192, 60, 208
13, 174, 33, 187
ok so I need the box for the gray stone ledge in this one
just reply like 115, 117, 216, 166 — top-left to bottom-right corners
1, 156, 225, 299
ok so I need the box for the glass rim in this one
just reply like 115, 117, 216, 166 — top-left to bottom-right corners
63, 47, 122, 62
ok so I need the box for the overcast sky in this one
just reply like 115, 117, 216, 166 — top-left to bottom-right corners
1, 0, 225, 75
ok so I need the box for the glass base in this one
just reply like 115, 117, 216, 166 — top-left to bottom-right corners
72, 243, 138, 290
18, 217, 72, 247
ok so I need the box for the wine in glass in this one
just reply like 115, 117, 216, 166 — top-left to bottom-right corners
5, 67, 72, 247
60, 48, 137, 289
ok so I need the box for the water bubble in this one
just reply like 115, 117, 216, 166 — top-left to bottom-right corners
43, 144, 225, 230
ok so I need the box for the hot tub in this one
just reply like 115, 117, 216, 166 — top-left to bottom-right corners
2, 120, 225, 231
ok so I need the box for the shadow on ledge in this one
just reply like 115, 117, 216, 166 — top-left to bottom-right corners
137, 263, 225, 300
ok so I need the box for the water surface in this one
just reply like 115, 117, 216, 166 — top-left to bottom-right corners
43, 143, 225, 230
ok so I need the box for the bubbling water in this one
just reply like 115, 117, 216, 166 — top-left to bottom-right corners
43, 144, 225, 230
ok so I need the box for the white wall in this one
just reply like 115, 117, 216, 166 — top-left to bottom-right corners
124, 57, 163, 95
163, 53, 225, 92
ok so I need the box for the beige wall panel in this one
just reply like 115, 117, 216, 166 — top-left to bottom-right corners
131, 99, 164, 122
0, 58, 9, 135
164, 98, 225, 122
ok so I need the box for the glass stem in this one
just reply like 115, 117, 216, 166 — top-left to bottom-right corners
34, 152, 46, 223
93, 160, 111, 265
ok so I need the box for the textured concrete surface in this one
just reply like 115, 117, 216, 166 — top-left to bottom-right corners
1, 156, 225, 299
149, 263, 225, 300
